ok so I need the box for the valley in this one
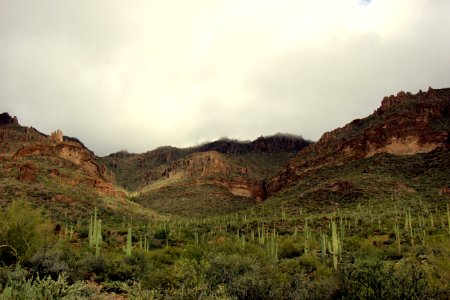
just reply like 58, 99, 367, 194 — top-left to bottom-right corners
0, 87, 449, 299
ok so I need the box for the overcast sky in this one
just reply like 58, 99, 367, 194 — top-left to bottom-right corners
1, 0, 450, 156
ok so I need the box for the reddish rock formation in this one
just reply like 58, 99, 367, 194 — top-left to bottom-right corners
13, 141, 107, 179
50, 129, 64, 143
267, 87, 450, 196
163, 151, 231, 178
162, 151, 266, 201
91, 178, 126, 203
196, 177, 266, 202
12, 140, 123, 198
17, 162, 37, 182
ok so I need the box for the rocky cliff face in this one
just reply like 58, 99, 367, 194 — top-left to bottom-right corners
13, 141, 109, 180
0, 118, 121, 199
267, 87, 450, 196
162, 151, 266, 201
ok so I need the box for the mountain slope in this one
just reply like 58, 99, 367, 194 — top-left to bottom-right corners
0, 113, 158, 223
267, 87, 450, 196
1, 86, 449, 219
100, 135, 311, 216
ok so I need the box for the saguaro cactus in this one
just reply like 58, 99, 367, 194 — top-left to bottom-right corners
331, 220, 339, 270
88, 207, 102, 257
125, 227, 132, 257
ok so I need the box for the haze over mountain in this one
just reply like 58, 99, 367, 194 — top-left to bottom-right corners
1, 1, 450, 155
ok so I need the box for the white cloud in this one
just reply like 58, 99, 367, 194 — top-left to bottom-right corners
1, 0, 449, 155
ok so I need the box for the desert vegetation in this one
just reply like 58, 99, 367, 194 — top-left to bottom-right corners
1, 185, 450, 299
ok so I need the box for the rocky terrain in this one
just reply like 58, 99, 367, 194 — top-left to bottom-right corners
267, 87, 450, 196
0, 113, 135, 219
98, 134, 310, 215
1, 87, 449, 218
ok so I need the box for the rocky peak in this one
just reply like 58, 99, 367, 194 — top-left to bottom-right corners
50, 129, 63, 143
0, 112, 19, 126
377, 87, 448, 114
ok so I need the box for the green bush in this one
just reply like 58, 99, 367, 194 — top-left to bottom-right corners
0, 200, 48, 265
278, 239, 302, 259
339, 259, 439, 299
0, 264, 91, 299
154, 228, 170, 240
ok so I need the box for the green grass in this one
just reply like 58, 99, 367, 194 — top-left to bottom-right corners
134, 180, 256, 217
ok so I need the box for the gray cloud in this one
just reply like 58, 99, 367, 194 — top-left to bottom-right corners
1, 1, 450, 156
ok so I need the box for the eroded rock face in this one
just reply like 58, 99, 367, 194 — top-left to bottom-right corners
13, 141, 123, 199
90, 178, 126, 203
196, 177, 267, 202
13, 142, 103, 178
267, 87, 450, 196
163, 152, 231, 178
162, 151, 266, 201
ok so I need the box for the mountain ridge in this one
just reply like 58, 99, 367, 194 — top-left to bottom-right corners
267, 87, 450, 196
1, 86, 449, 217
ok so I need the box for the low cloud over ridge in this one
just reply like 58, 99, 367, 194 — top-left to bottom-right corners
1, 0, 449, 155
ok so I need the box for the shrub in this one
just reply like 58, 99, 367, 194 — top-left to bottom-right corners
154, 228, 170, 240
278, 239, 302, 259
0, 200, 48, 265
0, 264, 91, 299
339, 259, 439, 299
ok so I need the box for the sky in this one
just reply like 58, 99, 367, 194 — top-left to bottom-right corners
1, 0, 450, 156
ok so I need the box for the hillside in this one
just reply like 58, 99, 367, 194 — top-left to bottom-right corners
100, 134, 310, 216
0, 113, 158, 223
267, 87, 450, 196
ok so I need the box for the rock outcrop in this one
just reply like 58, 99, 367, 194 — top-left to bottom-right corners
162, 151, 266, 201
163, 152, 232, 178
267, 87, 450, 196
13, 141, 104, 178
50, 129, 64, 143
0, 113, 19, 126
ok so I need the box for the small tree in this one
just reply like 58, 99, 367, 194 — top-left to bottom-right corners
0, 200, 47, 265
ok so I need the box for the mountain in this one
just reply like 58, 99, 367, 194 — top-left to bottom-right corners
267, 87, 450, 197
0, 113, 156, 222
1, 87, 449, 219
0, 111, 311, 218
99, 134, 311, 216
